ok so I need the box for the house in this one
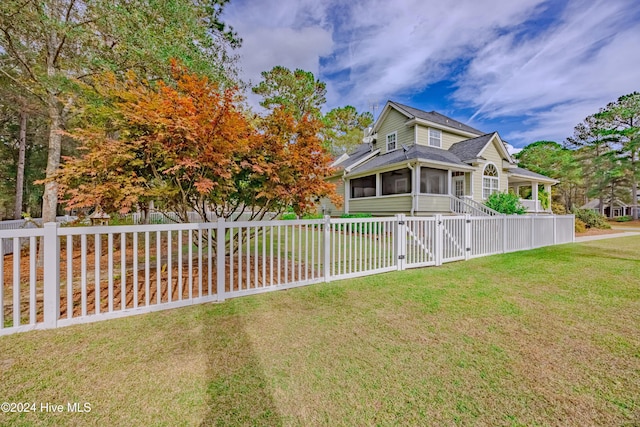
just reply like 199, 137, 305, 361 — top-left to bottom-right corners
581, 192, 639, 218
321, 101, 557, 216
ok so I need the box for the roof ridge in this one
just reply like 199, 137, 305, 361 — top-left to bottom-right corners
387, 100, 484, 135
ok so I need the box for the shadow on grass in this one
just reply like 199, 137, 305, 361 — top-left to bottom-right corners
199, 303, 281, 426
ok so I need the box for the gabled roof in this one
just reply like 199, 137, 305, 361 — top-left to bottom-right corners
336, 102, 555, 184
448, 132, 513, 164
332, 143, 374, 170
448, 133, 496, 161
581, 199, 628, 209
348, 144, 471, 176
386, 101, 484, 136
508, 167, 558, 183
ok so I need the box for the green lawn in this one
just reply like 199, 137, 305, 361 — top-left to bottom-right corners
1, 237, 639, 426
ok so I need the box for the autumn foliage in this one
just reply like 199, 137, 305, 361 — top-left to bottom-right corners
56, 62, 340, 220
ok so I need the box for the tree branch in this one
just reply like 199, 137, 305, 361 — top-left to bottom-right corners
0, 67, 45, 104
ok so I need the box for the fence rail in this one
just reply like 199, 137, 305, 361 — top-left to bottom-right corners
0, 214, 574, 335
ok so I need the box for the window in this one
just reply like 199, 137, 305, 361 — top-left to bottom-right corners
420, 168, 448, 194
482, 163, 499, 199
386, 132, 397, 151
428, 128, 442, 148
350, 175, 376, 198
382, 168, 411, 195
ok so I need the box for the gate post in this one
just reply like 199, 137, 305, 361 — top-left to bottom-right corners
323, 215, 331, 282
464, 214, 471, 260
43, 222, 60, 329
216, 218, 226, 301
435, 214, 443, 266
395, 214, 407, 271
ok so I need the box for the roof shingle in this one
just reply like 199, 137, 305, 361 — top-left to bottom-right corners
389, 101, 484, 135
448, 133, 496, 161
348, 144, 469, 175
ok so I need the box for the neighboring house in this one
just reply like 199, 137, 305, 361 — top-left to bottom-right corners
581, 193, 639, 218
321, 101, 557, 216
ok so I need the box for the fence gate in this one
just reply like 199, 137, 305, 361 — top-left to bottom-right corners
404, 217, 437, 268
440, 216, 466, 263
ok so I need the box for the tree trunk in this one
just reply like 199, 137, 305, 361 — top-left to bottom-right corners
42, 95, 62, 223
632, 151, 638, 221
598, 196, 604, 216
632, 180, 638, 221
609, 186, 615, 218
14, 108, 27, 219
42, 23, 64, 224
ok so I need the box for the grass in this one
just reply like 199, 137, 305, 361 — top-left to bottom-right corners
1, 237, 639, 426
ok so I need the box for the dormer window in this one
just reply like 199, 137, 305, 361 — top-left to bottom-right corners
429, 129, 442, 148
386, 132, 397, 151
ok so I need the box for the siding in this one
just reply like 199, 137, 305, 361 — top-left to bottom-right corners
416, 125, 428, 146
441, 131, 470, 150
319, 177, 345, 216
415, 125, 471, 150
472, 139, 509, 203
416, 194, 451, 213
465, 173, 472, 197
350, 195, 412, 215
377, 109, 413, 154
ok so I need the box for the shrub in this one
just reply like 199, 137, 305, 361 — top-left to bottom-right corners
108, 214, 135, 226
340, 213, 378, 233
538, 190, 550, 210
571, 208, 611, 229
616, 215, 631, 222
340, 213, 373, 219
484, 192, 526, 215
302, 213, 324, 220
282, 212, 324, 220
575, 218, 587, 233
551, 202, 566, 215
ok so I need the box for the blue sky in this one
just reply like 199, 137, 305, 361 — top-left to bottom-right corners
223, 0, 640, 150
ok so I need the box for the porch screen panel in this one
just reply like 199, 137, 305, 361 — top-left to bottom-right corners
351, 175, 376, 198
382, 168, 411, 196
420, 168, 447, 194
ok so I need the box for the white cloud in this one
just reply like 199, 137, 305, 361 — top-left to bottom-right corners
223, 0, 333, 101
236, 26, 333, 85
223, 0, 640, 145
456, 0, 640, 144
326, 0, 548, 106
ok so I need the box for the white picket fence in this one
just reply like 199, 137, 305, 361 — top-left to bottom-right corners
0, 214, 574, 335
0, 216, 72, 255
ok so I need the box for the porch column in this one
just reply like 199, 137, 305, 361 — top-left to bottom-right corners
531, 181, 539, 212
469, 171, 474, 198
344, 178, 350, 214
544, 184, 552, 211
414, 165, 420, 214
447, 170, 452, 196
514, 184, 520, 197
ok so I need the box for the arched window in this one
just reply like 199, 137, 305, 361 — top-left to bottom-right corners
482, 163, 499, 199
